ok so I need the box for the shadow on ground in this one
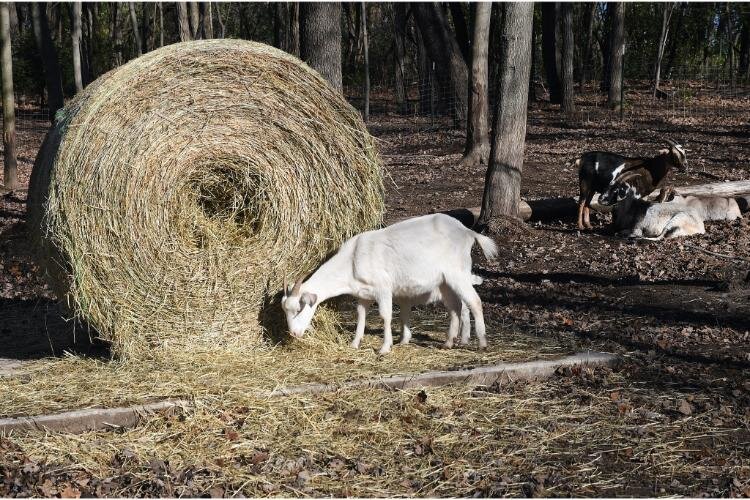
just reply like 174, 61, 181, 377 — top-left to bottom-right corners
0, 298, 109, 360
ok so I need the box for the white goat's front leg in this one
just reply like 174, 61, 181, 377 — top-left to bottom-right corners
458, 302, 472, 346
440, 285, 461, 348
377, 292, 394, 354
351, 299, 372, 349
399, 301, 413, 345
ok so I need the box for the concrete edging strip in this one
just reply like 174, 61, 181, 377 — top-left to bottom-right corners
0, 351, 617, 435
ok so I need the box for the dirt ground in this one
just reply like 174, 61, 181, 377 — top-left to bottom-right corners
1, 88, 749, 497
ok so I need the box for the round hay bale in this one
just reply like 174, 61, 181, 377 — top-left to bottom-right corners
27, 40, 383, 359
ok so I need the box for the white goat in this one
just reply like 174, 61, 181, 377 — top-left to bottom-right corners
613, 196, 705, 240
281, 213, 498, 354
669, 194, 742, 222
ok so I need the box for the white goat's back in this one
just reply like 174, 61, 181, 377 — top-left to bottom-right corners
350, 214, 491, 296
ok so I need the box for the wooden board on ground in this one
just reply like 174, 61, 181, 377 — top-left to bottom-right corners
0, 351, 618, 435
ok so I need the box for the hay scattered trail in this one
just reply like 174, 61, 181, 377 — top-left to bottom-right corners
27, 40, 383, 359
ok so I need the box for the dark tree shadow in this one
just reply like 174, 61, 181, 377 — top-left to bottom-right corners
0, 298, 110, 360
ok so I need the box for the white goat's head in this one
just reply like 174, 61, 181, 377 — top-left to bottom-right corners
281, 276, 318, 338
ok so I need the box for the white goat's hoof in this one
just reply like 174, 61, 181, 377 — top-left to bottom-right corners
459, 338, 470, 346
378, 344, 392, 355
478, 340, 488, 350
399, 336, 411, 345
441, 341, 454, 349
350, 340, 361, 349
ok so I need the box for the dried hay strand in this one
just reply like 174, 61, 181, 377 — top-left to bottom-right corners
26, 40, 383, 359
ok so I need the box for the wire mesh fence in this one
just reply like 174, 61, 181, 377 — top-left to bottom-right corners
346, 62, 750, 132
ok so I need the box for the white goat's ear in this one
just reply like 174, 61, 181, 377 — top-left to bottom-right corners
300, 292, 317, 308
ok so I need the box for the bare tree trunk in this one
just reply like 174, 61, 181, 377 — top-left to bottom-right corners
274, 2, 286, 50
361, 2, 369, 122
128, 2, 142, 55
560, 2, 575, 113
0, 2, 17, 191
740, 10, 750, 77
416, 24, 431, 114
607, 2, 625, 111
462, 2, 491, 167
412, 2, 469, 123
7, 1, 16, 36
83, 3, 95, 82
158, 2, 164, 47
177, 2, 191, 42
289, 3, 299, 56
392, 3, 407, 114
112, 2, 122, 66
578, 2, 596, 84
141, 1, 152, 52
448, 2, 470, 63
478, 2, 534, 223
200, 2, 212, 39
214, 2, 225, 39
71, 2, 83, 93
541, 3, 561, 104
31, 2, 64, 122
188, 1, 200, 39
653, 3, 674, 96
300, 2, 342, 92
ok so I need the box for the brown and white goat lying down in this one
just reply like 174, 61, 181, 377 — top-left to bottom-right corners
612, 197, 705, 240
611, 193, 743, 240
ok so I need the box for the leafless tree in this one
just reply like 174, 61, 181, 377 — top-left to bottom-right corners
653, 2, 675, 96
361, 2, 369, 122
391, 3, 407, 114
31, 2, 64, 121
300, 2, 342, 92
71, 2, 83, 92
177, 2, 191, 42
462, 2, 491, 167
560, 2, 575, 113
478, 2, 534, 223
128, 2, 142, 55
0, 2, 17, 191
607, 2, 625, 111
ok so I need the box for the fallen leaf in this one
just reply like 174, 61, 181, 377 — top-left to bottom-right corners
60, 484, 81, 498
678, 399, 693, 416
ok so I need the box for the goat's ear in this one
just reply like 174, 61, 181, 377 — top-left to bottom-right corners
658, 148, 669, 155
300, 292, 318, 308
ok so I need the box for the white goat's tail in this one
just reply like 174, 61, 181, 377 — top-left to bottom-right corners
474, 232, 499, 261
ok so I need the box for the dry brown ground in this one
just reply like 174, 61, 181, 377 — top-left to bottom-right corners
1, 88, 749, 497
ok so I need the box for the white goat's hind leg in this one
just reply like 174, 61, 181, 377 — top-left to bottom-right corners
458, 302, 472, 346
439, 285, 461, 348
452, 281, 487, 348
399, 301, 413, 345
377, 293, 394, 354
351, 299, 372, 349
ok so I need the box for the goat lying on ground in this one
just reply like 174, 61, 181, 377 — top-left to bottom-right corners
665, 192, 742, 221
573, 139, 687, 229
612, 196, 705, 240
281, 213, 497, 354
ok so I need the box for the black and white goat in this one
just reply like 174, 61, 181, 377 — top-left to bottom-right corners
573, 139, 688, 229
281, 213, 498, 354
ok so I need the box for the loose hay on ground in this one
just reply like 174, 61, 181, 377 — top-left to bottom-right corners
27, 39, 383, 360
4, 364, 747, 497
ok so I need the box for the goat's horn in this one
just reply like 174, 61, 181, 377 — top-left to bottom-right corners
292, 276, 304, 295
283, 277, 289, 295
665, 138, 678, 148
